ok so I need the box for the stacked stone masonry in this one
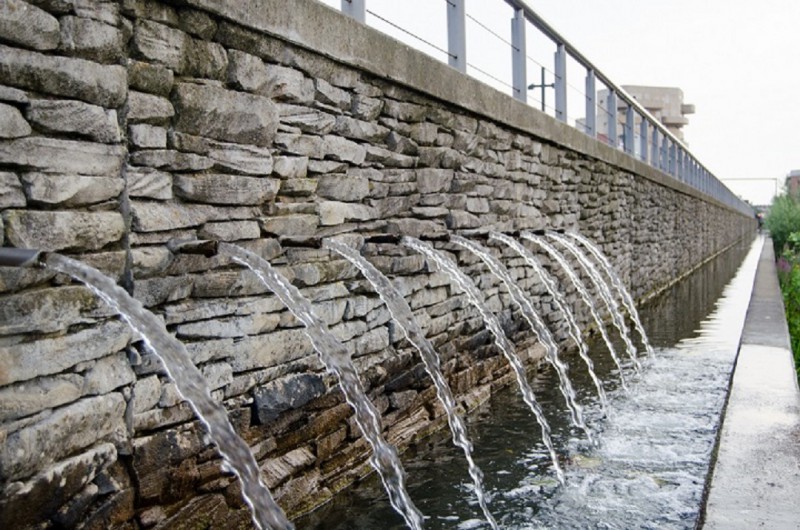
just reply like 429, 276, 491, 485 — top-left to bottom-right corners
0, 0, 754, 528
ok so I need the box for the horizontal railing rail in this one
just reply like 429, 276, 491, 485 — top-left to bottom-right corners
333, 0, 753, 217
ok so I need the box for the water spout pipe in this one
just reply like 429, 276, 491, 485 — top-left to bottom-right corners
166, 238, 219, 257
0, 248, 42, 267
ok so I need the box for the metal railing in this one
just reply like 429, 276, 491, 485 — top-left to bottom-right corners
335, 0, 753, 217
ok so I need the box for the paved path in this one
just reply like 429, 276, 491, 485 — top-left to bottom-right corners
703, 238, 800, 529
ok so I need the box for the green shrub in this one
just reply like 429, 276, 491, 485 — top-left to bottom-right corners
766, 192, 800, 254
778, 260, 800, 377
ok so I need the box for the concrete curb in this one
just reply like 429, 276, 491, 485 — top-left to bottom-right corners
702, 238, 800, 529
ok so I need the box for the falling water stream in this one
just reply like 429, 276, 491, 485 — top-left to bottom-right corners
449, 236, 591, 443
219, 243, 425, 530
299, 236, 759, 529
489, 232, 609, 411
567, 232, 655, 357
522, 233, 630, 389
44, 253, 294, 530
546, 232, 641, 371
323, 239, 498, 529
401, 236, 565, 485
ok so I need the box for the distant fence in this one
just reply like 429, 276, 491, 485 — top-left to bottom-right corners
330, 0, 752, 217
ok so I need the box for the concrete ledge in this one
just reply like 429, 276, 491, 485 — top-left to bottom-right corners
187, 0, 742, 217
703, 239, 800, 528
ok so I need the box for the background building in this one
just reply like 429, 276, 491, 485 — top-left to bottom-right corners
588, 86, 695, 151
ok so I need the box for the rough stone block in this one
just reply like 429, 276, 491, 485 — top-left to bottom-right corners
333, 115, 388, 143
201, 361, 233, 391
82, 352, 136, 396
322, 135, 366, 164
0, 319, 131, 383
319, 200, 375, 226
351, 94, 382, 121
274, 133, 324, 157
227, 329, 314, 372
130, 201, 258, 232
3, 210, 124, 251
127, 90, 174, 123
278, 104, 336, 135
126, 167, 172, 199
171, 132, 274, 175
0, 137, 125, 176
59, 15, 124, 64
266, 64, 314, 103
254, 373, 326, 424
227, 49, 268, 92
0, 44, 126, 107
127, 59, 174, 96
21, 174, 123, 206
0, 102, 31, 138
416, 168, 454, 194
27, 99, 120, 143
0, 393, 126, 481
173, 173, 279, 205
174, 83, 278, 147
133, 275, 194, 307
176, 312, 280, 339
272, 156, 308, 179
0, 0, 60, 51
0, 171, 25, 208
0, 443, 116, 530
132, 374, 161, 414
261, 214, 319, 237
128, 123, 167, 149
0, 373, 83, 422
198, 220, 261, 241
129, 149, 214, 172
316, 174, 369, 202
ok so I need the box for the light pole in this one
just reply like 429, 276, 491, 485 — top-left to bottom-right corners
527, 66, 554, 113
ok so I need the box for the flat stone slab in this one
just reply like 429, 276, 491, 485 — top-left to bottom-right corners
703, 239, 800, 529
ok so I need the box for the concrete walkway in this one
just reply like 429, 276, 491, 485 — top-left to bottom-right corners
703, 238, 800, 529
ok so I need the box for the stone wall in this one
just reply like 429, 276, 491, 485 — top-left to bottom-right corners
0, 0, 754, 528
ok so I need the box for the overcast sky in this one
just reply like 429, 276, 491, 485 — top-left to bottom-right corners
318, 0, 799, 205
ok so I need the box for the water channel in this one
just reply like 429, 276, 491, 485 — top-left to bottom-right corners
298, 236, 760, 529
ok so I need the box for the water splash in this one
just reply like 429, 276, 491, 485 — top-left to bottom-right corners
324, 239, 498, 529
566, 232, 655, 357
547, 232, 641, 372
45, 253, 293, 530
450, 235, 592, 444
218, 243, 424, 530
401, 236, 565, 485
489, 232, 608, 411
521, 233, 629, 390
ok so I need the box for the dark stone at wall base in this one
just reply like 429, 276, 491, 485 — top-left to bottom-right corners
254, 373, 326, 424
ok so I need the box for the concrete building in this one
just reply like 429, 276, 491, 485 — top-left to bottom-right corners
595, 85, 695, 145
785, 169, 800, 195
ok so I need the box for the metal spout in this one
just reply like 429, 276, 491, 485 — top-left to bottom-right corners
0, 248, 42, 268
167, 238, 219, 257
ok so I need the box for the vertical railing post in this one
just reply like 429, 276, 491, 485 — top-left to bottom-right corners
585, 69, 596, 137
640, 117, 648, 163
661, 137, 669, 172
341, 0, 365, 23
676, 148, 684, 181
447, 0, 466, 73
651, 127, 659, 168
554, 43, 567, 122
623, 105, 635, 155
511, 9, 527, 103
669, 142, 677, 177
607, 90, 617, 147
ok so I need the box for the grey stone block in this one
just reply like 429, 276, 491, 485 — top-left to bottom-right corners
253, 373, 326, 424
